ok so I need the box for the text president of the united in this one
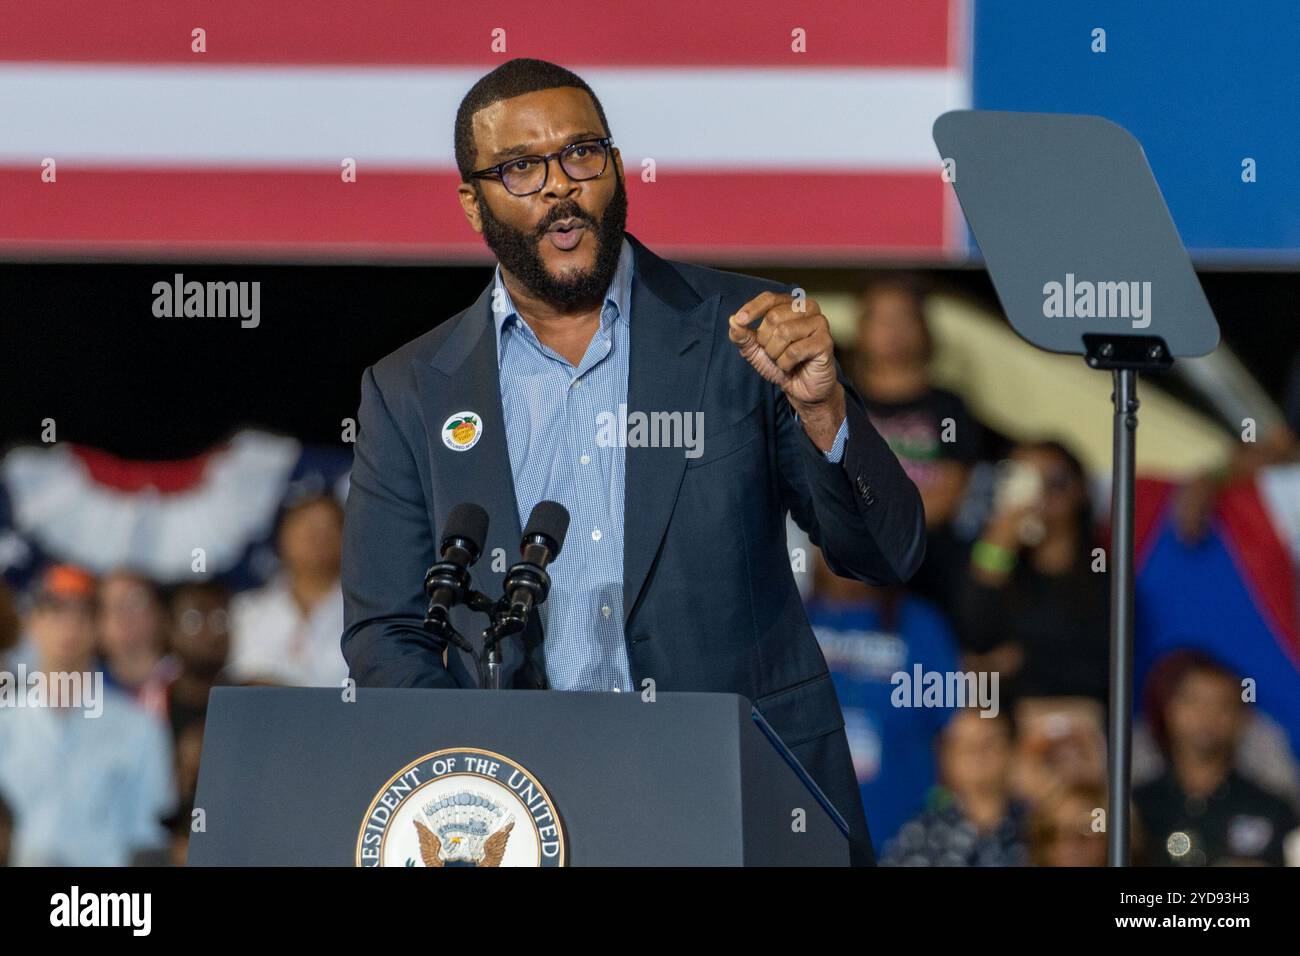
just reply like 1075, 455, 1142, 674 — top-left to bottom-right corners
341, 58, 926, 866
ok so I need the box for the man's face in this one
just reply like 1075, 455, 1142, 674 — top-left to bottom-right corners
459, 87, 628, 311
1167, 669, 1243, 761
940, 710, 1012, 793
170, 590, 230, 673
857, 287, 927, 367
98, 574, 163, 660
29, 598, 97, 672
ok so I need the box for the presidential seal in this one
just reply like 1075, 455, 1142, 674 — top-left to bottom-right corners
356, 748, 565, 867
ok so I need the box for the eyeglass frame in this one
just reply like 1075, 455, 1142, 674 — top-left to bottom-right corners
468, 136, 615, 196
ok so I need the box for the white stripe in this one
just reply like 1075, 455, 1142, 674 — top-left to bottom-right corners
1258, 463, 1300, 567
0, 430, 301, 580
0, 64, 966, 169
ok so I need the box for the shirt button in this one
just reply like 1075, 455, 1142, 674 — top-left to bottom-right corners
580, 454, 590, 465
601, 604, 611, 618
592, 528, 602, 541
572, 378, 582, 389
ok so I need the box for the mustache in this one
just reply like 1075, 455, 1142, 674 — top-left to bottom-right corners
537, 208, 595, 235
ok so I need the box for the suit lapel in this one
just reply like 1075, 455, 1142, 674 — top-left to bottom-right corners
414, 284, 526, 677
416, 284, 524, 549
621, 234, 719, 627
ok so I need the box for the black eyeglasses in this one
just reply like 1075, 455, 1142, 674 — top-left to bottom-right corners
469, 137, 614, 196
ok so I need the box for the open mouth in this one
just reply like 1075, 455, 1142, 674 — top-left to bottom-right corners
545, 218, 588, 251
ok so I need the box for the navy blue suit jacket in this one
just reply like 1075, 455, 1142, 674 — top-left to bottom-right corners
341, 232, 926, 864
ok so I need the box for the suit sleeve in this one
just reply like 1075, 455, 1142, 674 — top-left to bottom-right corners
776, 365, 927, 586
341, 365, 460, 688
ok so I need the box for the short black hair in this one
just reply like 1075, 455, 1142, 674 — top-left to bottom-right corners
454, 58, 612, 182
276, 493, 345, 540
168, 579, 232, 612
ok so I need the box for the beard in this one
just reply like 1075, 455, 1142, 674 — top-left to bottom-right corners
476, 170, 629, 312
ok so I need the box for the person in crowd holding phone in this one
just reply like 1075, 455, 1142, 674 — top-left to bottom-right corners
955, 439, 1108, 707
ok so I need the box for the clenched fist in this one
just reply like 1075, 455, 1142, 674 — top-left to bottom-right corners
728, 291, 846, 451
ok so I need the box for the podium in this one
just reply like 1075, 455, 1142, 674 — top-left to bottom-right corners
188, 687, 850, 866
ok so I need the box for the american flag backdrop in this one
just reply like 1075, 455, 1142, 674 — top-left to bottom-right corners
0, 0, 970, 262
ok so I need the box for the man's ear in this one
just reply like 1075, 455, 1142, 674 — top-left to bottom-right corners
457, 182, 484, 234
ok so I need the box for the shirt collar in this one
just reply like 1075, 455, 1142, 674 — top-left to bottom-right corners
492, 236, 634, 366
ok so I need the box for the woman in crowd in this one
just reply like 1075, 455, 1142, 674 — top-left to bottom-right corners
956, 438, 1109, 707
97, 568, 177, 718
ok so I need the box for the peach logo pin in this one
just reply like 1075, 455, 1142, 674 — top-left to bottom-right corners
441, 411, 482, 452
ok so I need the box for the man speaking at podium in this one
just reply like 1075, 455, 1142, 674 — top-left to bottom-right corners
341, 59, 925, 866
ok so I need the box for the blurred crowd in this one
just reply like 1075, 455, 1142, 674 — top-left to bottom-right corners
809, 276, 1300, 866
0, 495, 347, 866
1, 276, 1298, 867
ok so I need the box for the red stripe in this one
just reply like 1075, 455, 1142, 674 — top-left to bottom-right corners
0, 0, 952, 67
70, 443, 215, 493
625, 171, 946, 259
0, 166, 948, 261
1135, 476, 1176, 571
1217, 479, 1300, 663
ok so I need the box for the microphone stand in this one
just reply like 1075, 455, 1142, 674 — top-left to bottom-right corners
423, 588, 498, 689
422, 557, 554, 690
480, 560, 551, 690
480, 615, 521, 690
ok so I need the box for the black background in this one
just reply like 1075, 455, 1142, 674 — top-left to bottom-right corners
1, 262, 1295, 459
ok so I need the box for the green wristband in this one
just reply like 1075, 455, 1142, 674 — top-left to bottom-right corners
972, 539, 1017, 575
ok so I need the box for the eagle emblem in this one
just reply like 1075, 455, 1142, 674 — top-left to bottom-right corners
356, 748, 564, 866
410, 790, 515, 867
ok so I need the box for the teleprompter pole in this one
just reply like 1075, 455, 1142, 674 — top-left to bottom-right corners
1108, 368, 1139, 866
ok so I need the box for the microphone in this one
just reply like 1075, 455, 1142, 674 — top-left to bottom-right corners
499, 500, 570, 630
424, 503, 490, 642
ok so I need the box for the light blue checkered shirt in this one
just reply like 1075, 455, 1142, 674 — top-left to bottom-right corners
492, 238, 847, 692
